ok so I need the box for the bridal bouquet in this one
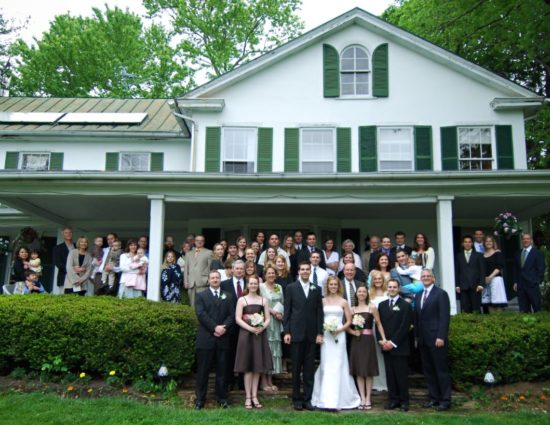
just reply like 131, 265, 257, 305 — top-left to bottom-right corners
351, 314, 365, 339
245, 312, 265, 337
324, 317, 340, 343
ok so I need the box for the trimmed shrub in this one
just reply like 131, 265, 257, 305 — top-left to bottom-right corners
449, 312, 550, 385
0, 296, 197, 381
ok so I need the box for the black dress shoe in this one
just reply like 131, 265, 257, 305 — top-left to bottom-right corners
293, 402, 304, 411
400, 403, 409, 412
303, 402, 315, 411
194, 402, 204, 410
218, 400, 230, 408
384, 402, 400, 410
423, 401, 439, 408
436, 404, 450, 411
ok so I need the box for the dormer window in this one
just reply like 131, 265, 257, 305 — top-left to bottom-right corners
340, 46, 370, 96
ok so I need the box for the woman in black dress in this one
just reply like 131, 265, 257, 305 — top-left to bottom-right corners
12, 247, 30, 283
160, 251, 182, 303
234, 276, 272, 409
348, 286, 387, 410
483, 236, 508, 312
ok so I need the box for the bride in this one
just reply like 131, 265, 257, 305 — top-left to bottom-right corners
312, 276, 361, 410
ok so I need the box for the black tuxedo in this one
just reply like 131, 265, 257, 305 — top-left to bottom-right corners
52, 242, 75, 287
514, 246, 545, 312
455, 250, 486, 313
220, 277, 246, 389
283, 280, 324, 405
194, 287, 234, 405
296, 246, 326, 269
378, 297, 413, 407
415, 286, 452, 408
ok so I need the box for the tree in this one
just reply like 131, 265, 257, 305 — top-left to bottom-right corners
9, 6, 192, 98
0, 9, 25, 95
143, 0, 304, 78
382, 0, 549, 169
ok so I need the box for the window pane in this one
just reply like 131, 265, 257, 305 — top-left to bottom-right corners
459, 144, 470, 159
480, 128, 491, 143
481, 144, 492, 158
356, 58, 369, 70
301, 129, 334, 172
354, 47, 367, 58
340, 46, 370, 96
470, 161, 481, 171
121, 153, 149, 171
342, 48, 354, 59
482, 160, 492, 170
302, 161, 333, 173
222, 128, 256, 173
341, 73, 354, 83
21, 153, 49, 170
356, 73, 369, 83
470, 143, 481, 159
356, 83, 369, 95
378, 128, 413, 171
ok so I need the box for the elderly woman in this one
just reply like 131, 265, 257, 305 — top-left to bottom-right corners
64, 237, 93, 296
338, 239, 363, 272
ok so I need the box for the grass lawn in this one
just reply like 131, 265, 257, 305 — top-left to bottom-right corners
0, 392, 547, 425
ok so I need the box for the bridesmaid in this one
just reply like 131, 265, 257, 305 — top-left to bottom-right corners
348, 286, 387, 410
483, 235, 508, 312
234, 276, 272, 409
260, 265, 284, 391
369, 271, 389, 392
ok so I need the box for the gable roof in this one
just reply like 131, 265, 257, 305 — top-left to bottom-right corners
183, 7, 540, 100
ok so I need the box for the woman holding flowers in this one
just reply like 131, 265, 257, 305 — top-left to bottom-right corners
311, 276, 360, 410
234, 276, 273, 409
259, 265, 284, 391
348, 286, 387, 410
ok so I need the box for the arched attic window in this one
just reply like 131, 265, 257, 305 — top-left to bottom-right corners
340, 45, 370, 96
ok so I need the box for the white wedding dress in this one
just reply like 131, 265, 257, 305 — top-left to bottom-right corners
311, 305, 361, 410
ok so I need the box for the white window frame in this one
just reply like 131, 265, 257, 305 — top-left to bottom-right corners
221, 127, 258, 173
377, 127, 414, 172
340, 45, 371, 97
458, 126, 496, 171
19, 152, 51, 171
299, 128, 336, 173
119, 152, 151, 172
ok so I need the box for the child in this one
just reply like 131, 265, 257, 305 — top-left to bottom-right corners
125, 248, 148, 291
92, 236, 104, 268
29, 249, 42, 277
23, 270, 45, 294
102, 240, 122, 287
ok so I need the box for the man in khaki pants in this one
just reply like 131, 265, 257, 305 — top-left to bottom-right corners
184, 235, 212, 308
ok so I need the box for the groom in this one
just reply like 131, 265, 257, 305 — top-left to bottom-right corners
283, 262, 324, 411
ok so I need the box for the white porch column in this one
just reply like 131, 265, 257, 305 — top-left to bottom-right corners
436, 196, 457, 315
147, 195, 165, 302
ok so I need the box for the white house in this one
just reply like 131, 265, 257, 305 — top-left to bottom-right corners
0, 8, 548, 313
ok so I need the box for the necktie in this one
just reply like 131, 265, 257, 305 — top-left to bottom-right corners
390, 298, 394, 308
422, 290, 428, 309
310, 246, 314, 253
349, 282, 356, 306
194, 249, 200, 258
313, 267, 318, 286
214, 290, 219, 299
521, 249, 527, 267
236, 280, 243, 297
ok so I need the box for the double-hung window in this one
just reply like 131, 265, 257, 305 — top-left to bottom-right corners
221, 127, 257, 173
20, 152, 50, 171
340, 46, 370, 96
120, 153, 150, 171
300, 128, 335, 173
378, 127, 414, 171
458, 127, 494, 170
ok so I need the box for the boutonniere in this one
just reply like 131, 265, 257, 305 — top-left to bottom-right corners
220, 293, 227, 300
392, 305, 400, 311
309, 285, 317, 291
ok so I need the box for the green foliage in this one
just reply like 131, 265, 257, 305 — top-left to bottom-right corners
0, 296, 197, 382
449, 312, 550, 385
9, 6, 192, 97
143, 0, 304, 77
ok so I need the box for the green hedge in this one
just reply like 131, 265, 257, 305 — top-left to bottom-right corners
449, 312, 550, 385
0, 296, 197, 381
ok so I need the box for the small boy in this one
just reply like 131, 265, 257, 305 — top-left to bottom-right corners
23, 270, 45, 294
102, 240, 122, 287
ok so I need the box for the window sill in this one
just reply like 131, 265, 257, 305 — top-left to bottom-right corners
335, 96, 377, 100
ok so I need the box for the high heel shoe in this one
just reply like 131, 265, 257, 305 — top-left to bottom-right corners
252, 397, 263, 409
244, 397, 253, 410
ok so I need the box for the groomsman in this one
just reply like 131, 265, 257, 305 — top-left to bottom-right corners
308, 252, 328, 292
514, 233, 546, 312
378, 279, 413, 412
415, 269, 452, 411
297, 232, 326, 269
473, 229, 485, 253
455, 235, 486, 313
194, 270, 234, 409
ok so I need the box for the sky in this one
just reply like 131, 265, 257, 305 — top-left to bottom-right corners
2, 0, 396, 43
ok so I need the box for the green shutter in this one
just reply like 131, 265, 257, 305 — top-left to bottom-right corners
323, 44, 340, 98
414, 126, 433, 171
49, 153, 64, 171
205, 127, 221, 172
337, 128, 352, 172
359, 126, 377, 172
441, 127, 458, 170
105, 152, 119, 171
4, 152, 19, 169
372, 43, 389, 98
284, 128, 299, 172
150, 152, 164, 171
257, 128, 273, 173
495, 125, 514, 170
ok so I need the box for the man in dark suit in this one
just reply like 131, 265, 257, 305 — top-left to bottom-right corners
297, 232, 326, 269
415, 269, 452, 411
378, 278, 413, 412
390, 231, 413, 260
220, 260, 246, 391
341, 263, 365, 307
514, 233, 546, 313
455, 235, 486, 313
283, 262, 324, 411
52, 227, 75, 292
194, 270, 234, 409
